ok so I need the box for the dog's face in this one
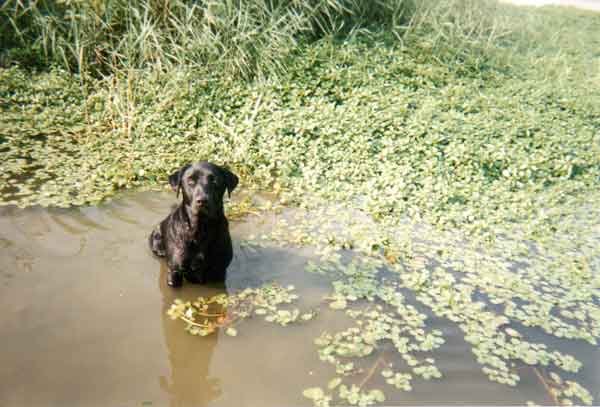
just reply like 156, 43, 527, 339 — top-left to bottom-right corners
168, 162, 238, 218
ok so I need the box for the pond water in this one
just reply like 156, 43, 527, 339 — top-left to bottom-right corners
0, 192, 598, 407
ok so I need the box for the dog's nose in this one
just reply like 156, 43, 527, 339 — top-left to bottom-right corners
196, 196, 208, 206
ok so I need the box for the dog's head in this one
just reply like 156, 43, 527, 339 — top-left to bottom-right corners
168, 162, 239, 218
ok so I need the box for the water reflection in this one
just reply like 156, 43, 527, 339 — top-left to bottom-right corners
158, 262, 223, 407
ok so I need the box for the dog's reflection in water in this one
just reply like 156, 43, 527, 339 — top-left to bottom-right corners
158, 262, 224, 407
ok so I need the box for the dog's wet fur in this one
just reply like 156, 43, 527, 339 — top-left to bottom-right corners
149, 162, 239, 287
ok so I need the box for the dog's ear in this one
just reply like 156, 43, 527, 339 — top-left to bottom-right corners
168, 164, 190, 197
219, 166, 239, 197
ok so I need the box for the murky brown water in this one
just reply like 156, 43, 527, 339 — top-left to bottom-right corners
1, 192, 599, 406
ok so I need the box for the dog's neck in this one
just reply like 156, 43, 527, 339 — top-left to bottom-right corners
182, 205, 222, 235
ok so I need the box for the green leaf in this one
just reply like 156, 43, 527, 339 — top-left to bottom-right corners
303, 387, 324, 400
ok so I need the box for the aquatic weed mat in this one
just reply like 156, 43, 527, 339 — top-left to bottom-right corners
166, 198, 600, 406
249, 201, 600, 406
1, 29, 600, 215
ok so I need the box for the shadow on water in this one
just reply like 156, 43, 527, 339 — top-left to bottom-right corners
0, 191, 598, 406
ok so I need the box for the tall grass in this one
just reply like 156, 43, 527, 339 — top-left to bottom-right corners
407, 0, 513, 65
0, 0, 416, 78
3, 0, 595, 93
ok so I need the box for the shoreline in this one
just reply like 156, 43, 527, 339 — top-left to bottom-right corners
500, 0, 600, 11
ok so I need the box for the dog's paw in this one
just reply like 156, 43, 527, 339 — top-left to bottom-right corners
167, 271, 183, 287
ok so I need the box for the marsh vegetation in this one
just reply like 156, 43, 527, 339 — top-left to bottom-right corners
1, 0, 599, 406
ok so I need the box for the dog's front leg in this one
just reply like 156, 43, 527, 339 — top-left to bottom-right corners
166, 268, 184, 287
204, 227, 233, 282
166, 249, 186, 287
186, 252, 208, 284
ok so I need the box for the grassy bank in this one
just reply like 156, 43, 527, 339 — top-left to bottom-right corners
1, 0, 418, 77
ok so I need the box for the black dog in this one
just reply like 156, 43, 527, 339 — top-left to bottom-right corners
149, 162, 238, 287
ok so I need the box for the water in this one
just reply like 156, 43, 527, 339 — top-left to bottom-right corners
1, 192, 598, 406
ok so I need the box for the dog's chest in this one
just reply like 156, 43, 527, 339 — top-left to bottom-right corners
185, 222, 213, 250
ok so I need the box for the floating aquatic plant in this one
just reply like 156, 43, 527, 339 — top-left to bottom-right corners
167, 283, 315, 336
252, 197, 600, 406
304, 256, 445, 406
